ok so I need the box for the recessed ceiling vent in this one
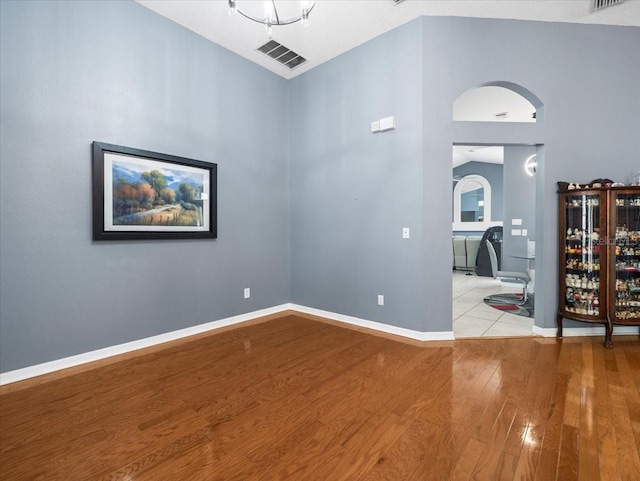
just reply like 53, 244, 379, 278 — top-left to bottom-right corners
392, 0, 406, 4
591, 0, 625, 11
257, 40, 307, 70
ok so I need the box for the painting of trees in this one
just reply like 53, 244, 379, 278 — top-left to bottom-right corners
111, 161, 203, 226
141, 170, 167, 202
94, 141, 216, 240
162, 188, 176, 204
113, 180, 137, 217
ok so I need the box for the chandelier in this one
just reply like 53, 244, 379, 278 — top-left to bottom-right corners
228, 1, 317, 36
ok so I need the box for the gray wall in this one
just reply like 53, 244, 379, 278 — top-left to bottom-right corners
422, 17, 639, 330
0, 0, 290, 372
501, 146, 537, 272
290, 16, 639, 333
289, 19, 427, 331
2, 3, 639, 373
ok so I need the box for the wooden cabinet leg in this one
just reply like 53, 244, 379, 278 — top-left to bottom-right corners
604, 321, 613, 349
556, 314, 563, 338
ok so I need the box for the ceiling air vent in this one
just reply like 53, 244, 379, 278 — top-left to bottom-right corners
591, 0, 625, 11
257, 40, 307, 70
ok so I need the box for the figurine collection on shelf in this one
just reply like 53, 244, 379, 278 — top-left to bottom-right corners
562, 197, 602, 318
557, 178, 640, 347
564, 287, 600, 316
615, 220, 640, 319
560, 181, 640, 321
616, 197, 640, 206
557, 172, 640, 193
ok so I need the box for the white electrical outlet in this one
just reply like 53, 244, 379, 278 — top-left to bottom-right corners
402, 227, 410, 238
244, 288, 250, 299
378, 295, 384, 306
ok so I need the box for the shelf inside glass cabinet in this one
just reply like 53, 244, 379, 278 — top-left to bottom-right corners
563, 194, 602, 316
613, 192, 640, 321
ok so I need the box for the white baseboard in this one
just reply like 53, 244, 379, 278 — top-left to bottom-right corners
533, 325, 639, 337
532, 326, 556, 337
289, 304, 455, 342
0, 304, 290, 386
1, 303, 452, 386
5, 303, 634, 386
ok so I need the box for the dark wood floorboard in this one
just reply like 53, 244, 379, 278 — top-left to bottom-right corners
1, 314, 639, 480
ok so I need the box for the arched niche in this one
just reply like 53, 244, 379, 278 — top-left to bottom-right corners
453, 174, 501, 231
453, 81, 544, 122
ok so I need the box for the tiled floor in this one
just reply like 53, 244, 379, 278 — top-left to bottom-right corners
452, 270, 534, 338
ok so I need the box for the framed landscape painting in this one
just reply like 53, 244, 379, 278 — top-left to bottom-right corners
92, 142, 217, 241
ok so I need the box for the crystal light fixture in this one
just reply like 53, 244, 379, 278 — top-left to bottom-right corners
228, 1, 316, 37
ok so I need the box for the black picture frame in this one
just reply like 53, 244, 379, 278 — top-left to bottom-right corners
92, 141, 217, 241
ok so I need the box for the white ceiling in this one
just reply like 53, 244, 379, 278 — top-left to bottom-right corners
137, 0, 640, 80
454, 86, 536, 123
453, 145, 504, 168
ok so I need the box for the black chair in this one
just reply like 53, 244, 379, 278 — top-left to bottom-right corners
475, 226, 502, 277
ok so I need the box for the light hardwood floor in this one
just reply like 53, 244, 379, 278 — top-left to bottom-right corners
1, 314, 639, 480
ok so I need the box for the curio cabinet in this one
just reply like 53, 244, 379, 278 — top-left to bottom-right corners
557, 184, 640, 348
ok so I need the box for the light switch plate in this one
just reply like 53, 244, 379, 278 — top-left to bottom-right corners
402, 227, 410, 238
379, 116, 395, 132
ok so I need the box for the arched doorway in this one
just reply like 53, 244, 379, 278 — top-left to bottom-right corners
451, 82, 544, 338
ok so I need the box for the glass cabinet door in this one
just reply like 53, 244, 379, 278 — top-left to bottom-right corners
562, 193, 603, 317
612, 191, 640, 322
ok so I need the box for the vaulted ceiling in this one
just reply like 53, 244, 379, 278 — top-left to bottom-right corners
137, 0, 640, 79
136, 0, 639, 168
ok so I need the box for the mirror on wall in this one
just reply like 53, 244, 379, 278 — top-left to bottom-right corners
453, 174, 501, 231
452, 145, 505, 232
460, 181, 484, 222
